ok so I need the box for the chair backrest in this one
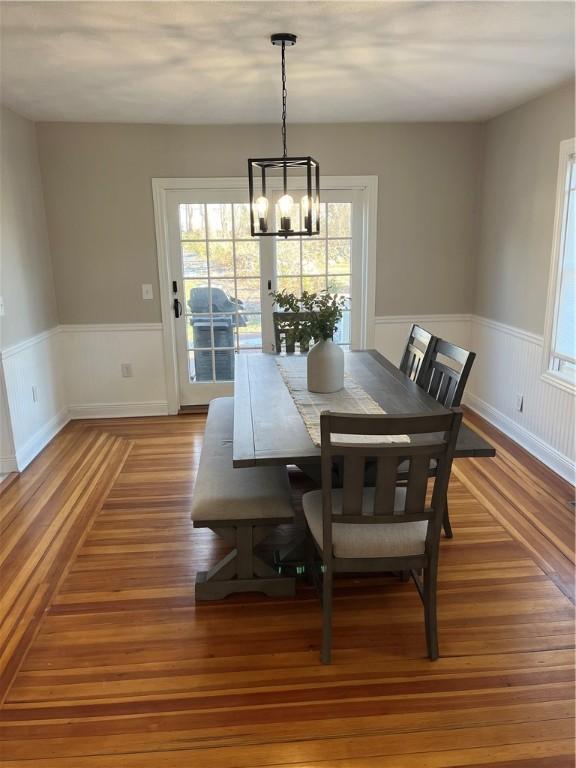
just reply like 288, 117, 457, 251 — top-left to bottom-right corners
319, 410, 462, 557
399, 324, 435, 382
273, 311, 314, 353
417, 339, 476, 407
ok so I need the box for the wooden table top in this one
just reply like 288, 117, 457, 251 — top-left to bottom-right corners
233, 350, 496, 468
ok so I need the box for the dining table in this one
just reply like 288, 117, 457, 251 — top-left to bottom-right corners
233, 349, 496, 469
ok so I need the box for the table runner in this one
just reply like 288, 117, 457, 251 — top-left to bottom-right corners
275, 356, 410, 446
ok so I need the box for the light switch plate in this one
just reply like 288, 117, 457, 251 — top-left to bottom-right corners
0, 296, 4, 316
142, 284, 153, 300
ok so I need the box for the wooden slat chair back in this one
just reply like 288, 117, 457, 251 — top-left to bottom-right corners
417, 338, 476, 408
306, 409, 462, 663
273, 311, 315, 354
399, 324, 436, 382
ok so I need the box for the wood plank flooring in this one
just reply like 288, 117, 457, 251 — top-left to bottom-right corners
0, 412, 574, 767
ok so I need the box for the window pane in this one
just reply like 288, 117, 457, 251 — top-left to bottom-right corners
276, 276, 301, 294
555, 168, 576, 361
234, 203, 252, 238
302, 275, 327, 293
302, 240, 326, 275
277, 240, 300, 276
238, 313, 262, 348
209, 280, 238, 313
328, 274, 351, 300
327, 240, 351, 274
207, 203, 233, 239
214, 350, 235, 381
190, 350, 213, 382
208, 241, 234, 277
184, 279, 210, 313
182, 243, 207, 278
180, 204, 205, 240
235, 278, 261, 314
235, 241, 260, 276
327, 203, 351, 237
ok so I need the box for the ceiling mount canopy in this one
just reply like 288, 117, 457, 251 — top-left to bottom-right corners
248, 33, 320, 238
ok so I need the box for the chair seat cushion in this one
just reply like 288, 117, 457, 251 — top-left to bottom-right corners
303, 487, 427, 559
191, 397, 293, 522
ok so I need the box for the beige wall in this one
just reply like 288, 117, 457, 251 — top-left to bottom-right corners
475, 81, 575, 335
36, 121, 484, 324
1, 106, 58, 347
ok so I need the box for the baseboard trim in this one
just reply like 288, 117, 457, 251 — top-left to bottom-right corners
14, 407, 70, 471
464, 392, 575, 484
68, 401, 170, 419
0, 455, 18, 474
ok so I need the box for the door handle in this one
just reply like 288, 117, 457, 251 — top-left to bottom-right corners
173, 298, 182, 318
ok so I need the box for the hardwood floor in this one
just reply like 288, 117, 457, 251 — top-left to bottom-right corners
0, 412, 574, 767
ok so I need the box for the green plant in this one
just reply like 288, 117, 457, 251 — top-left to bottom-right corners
271, 289, 347, 346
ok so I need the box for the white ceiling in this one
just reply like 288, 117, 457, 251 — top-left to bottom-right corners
1, 1, 574, 124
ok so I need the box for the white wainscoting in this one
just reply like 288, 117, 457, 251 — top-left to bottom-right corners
374, 314, 575, 483
3, 317, 574, 481
1, 327, 68, 470
60, 324, 168, 418
468, 316, 575, 483
0, 368, 17, 474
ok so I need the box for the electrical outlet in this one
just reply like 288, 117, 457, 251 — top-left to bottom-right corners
121, 363, 133, 378
32, 385, 38, 403
142, 284, 153, 300
515, 394, 524, 412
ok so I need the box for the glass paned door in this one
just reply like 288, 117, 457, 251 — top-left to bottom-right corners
168, 190, 272, 405
276, 195, 354, 345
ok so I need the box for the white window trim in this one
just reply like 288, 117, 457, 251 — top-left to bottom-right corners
152, 176, 378, 414
542, 138, 576, 394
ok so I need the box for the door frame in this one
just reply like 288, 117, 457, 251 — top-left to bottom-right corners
152, 175, 378, 414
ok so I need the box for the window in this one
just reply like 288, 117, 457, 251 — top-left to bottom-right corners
543, 139, 576, 389
276, 200, 353, 345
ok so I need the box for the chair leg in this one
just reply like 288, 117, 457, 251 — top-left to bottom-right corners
321, 566, 333, 664
443, 497, 453, 539
423, 562, 439, 660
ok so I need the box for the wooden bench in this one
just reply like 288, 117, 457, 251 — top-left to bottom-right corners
191, 397, 296, 601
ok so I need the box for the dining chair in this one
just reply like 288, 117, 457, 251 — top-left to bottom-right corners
399, 324, 436, 382
273, 311, 313, 353
417, 338, 476, 409
304, 409, 462, 664
415, 338, 476, 538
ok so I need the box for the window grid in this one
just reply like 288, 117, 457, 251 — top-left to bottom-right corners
275, 202, 352, 345
179, 203, 263, 384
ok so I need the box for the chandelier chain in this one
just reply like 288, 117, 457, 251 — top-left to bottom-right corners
281, 41, 287, 158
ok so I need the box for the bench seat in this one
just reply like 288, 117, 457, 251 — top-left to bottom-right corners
192, 397, 295, 600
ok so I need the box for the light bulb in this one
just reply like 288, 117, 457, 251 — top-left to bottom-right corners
278, 193, 294, 231
255, 196, 268, 217
278, 194, 294, 217
254, 195, 269, 232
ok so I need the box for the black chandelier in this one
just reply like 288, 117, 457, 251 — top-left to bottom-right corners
248, 33, 320, 238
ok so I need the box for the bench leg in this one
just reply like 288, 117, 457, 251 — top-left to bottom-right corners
195, 523, 296, 601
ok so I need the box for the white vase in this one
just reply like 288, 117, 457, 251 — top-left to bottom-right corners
307, 339, 345, 393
